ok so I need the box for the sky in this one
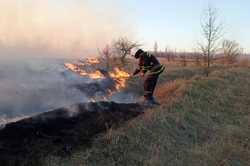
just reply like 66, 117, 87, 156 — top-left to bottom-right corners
117, 0, 250, 52
0, 0, 249, 59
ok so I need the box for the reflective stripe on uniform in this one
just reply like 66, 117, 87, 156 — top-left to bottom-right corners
140, 66, 151, 73
139, 53, 152, 71
140, 66, 151, 70
148, 65, 165, 75
146, 52, 152, 58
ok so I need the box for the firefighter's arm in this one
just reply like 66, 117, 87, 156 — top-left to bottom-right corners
133, 68, 141, 76
133, 67, 146, 77
132, 55, 146, 77
141, 68, 147, 74
140, 52, 150, 75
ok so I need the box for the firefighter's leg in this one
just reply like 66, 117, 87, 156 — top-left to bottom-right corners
149, 74, 159, 97
150, 75, 160, 105
144, 74, 159, 100
144, 75, 153, 100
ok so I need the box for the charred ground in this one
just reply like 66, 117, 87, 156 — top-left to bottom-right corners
0, 102, 143, 165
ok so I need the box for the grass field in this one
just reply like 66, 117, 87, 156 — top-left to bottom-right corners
43, 64, 250, 166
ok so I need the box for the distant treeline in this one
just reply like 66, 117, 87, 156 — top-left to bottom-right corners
152, 51, 249, 66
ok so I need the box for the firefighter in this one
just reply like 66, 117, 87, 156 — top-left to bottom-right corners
132, 49, 165, 105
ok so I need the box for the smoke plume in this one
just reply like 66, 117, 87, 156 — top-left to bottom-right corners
0, 1, 137, 126
0, 0, 133, 58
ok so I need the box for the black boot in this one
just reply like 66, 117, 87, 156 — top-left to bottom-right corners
142, 98, 160, 106
151, 98, 160, 105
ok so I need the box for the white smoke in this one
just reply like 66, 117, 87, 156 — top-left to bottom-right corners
0, 58, 139, 127
0, 58, 89, 125
0, 0, 137, 127
0, 0, 133, 58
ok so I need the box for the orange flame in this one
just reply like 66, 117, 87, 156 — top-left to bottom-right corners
110, 67, 131, 90
64, 63, 81, 73
88, 70, 104, 79
64, 63, 131, 92
86, 58, 100, 65
64, 63, 104, 79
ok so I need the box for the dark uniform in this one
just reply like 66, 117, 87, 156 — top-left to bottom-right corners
133, 51, 165, 102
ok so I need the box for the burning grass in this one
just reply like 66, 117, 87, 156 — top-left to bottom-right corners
64, 59, 131, 92
46, 67, 250, 166
64, 59, 134, 102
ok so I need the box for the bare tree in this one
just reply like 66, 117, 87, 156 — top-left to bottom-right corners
194, 52, 202, 66
222, 40, 243, 64
113, 37, 140, 64
98, 44, 112, 70
165, 47, 171, 61
180, 52, 187, 66
199, 6, 223, 76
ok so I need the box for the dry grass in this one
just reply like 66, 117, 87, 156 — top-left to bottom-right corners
46, 67, 250, 166
237, 58, 250, 68
155, 79, 187, 103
